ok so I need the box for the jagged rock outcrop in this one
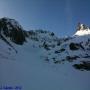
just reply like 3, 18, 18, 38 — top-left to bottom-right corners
0, 17, 26, 45
76, 22, 88, 31
75, 23, 90, 36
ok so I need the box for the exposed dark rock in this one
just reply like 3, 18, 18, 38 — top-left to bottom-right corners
73, 61, 90, 71
50, 32, 55, 36
0, 17, 26, 45
28, 30, 36, 36
69, 43, 84, 50
60, 48, 65, 52
42, 42, 50, 50
83, 55, 90, 58
55, 50, 60, 53
69, 43, 80, 50
9, 29, 26, 45
66, 56, 79, 62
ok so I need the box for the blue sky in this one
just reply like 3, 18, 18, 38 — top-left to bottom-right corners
0, 0, 90, 37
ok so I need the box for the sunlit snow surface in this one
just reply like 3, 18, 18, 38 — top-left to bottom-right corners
74, 28, 90, 36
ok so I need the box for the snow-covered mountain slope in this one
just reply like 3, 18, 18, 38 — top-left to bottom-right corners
0, 18, 90, 90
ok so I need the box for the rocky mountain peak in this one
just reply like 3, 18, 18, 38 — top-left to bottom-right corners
74, 23, 90, 36
0, 17, 23, 30
76, 22, 89, 31
0, 17, 26, 45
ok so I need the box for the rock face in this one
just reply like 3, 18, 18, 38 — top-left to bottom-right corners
0, 17, 26, 45
73, 61, 90, 71
69, 43, 84, 50
76, 22, 88, 31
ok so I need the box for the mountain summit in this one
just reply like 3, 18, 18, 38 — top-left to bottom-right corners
75, 22, 90, 36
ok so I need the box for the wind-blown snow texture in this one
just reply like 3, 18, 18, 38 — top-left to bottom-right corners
0, 18, 90, 90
